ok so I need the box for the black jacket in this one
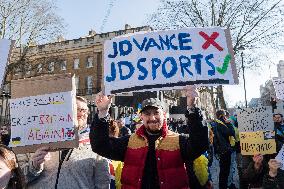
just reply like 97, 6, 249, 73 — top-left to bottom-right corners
242, 155, 269, 188
119, 126, 131, 137
212, 119, 235, 155
263, 169, 284, 189
89, 107, 209, 189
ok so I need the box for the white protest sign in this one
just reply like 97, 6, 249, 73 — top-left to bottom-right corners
276, 145, 284, 170
237, 106, 274, 132
10, 91, 76, 147
0, 39, 14, 86
274, 101, 284, 117
10, 74, 78, 153
272, 77, 284, 100
104, 27, 237, 94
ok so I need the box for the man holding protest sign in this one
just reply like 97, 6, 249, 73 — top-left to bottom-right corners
261, 113, 284, 188
17, 96, 110, 189
239, 106, 282, 188
90, 86, 209, 189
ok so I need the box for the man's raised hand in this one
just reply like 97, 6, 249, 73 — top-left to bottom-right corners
184, 85, 199, 108
95, 92, 113, 118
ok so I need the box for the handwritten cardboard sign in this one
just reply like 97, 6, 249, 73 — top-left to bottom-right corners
0, 39, 14, 87
272, 77, 284, 100
275, 145, 284, 170
240, 131, 276, 155
237, 106, 274, 132
103, 27, 238, 94
10, 74, 78, 154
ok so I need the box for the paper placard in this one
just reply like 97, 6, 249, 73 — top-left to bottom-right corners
240, 131, 276, 155
10, 74, 78, 154
104, 27, 237, 94
237, 106, 274, 132
10, 91, 75, 147
272, 77, 284, 100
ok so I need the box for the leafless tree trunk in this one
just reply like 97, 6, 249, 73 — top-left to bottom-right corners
0, 0, 66, 86
209, 86, 217, 116
216, 85, 227, 109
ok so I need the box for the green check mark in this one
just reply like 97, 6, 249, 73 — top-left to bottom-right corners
216, 54, 231, 74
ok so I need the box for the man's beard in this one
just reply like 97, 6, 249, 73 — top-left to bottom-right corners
146, 120, 160, 125
145, 120, 162, 134
146, 129, 161, 134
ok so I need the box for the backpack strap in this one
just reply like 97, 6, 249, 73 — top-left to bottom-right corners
54, 149, 73, 189
215, 119, 228, 128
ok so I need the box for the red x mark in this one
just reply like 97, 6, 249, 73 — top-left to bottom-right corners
199, 31, 223, 51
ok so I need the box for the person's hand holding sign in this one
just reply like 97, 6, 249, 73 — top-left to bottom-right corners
31, 147, 50, 170
253, 153, 263, 171
95, 92, 114, 118
268, 159, 282, 177
184, 85, 198, 108
184, 85, 202, 125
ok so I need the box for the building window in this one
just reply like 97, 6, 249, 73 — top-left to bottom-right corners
14, 67, 21, 76
37, 64, 42, 73
61, 61, 67, 71
86, 57, 93, 68
74, 58, 79, 69
26, 64, 32, 75
48, 62, 54, 72
75, 76, 79, 90
86, 76, 93, 95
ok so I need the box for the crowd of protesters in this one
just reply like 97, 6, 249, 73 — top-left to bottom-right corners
1, 90, 284, 189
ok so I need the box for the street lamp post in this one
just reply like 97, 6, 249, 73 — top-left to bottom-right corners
0, 91, 10, 125
0, 91, 4, 125
241, 51, 248, 108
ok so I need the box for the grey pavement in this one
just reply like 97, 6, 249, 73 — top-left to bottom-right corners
209, 152, 240, 189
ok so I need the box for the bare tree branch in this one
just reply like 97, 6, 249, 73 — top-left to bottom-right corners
147, 0, 284, 109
